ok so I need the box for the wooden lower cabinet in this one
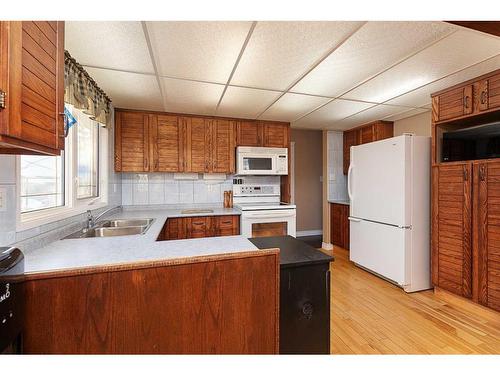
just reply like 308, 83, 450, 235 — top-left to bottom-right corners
432, 160, 500, 312
474, 160, 500, 311
432, 162, 472, 298
330, 203, 350, 250
23, 251, 280, 354
159, 215, 240, 241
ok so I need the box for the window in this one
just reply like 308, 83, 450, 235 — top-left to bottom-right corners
20, 154, 64, 213
18, 105, 108, 227
76, 111, 99, 199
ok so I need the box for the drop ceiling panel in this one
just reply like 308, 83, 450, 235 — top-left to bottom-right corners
161, 78, 224, 116
329, 104, 414, 130
216, 86, 281, 119
385, 54, 500, 108
259, 93, 330, 122
343, 30, 500, 103
231, 21, 362, 91
146, 21, 252, 83
292, 99, 374, 129
65, 21, 154, 74
384, 107, 429, 122
85, 67, 163, 111
292, 21, 455, 97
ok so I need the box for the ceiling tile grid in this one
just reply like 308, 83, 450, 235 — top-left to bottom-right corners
146, 21, 252, 84
291, 21, 456, 97
230, 21, 363, 91
216, 86, 282, 119
85, 67, 164, 111
65, 21, 154, 74
64, 21, 500, 129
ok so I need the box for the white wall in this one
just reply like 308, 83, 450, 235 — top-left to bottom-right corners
394, 111, 432, 137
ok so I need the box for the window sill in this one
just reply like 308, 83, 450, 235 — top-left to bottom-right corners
17, 201, 108, 232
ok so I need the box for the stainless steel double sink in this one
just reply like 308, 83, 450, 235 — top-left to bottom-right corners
65, 218, 155, 239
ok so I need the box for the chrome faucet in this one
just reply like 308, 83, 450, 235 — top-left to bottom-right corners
86, 205, 122, 229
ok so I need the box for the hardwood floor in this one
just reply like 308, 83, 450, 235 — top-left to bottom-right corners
327, 246, 500, 354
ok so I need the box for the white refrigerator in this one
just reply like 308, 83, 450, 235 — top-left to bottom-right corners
348, 134, 431, 292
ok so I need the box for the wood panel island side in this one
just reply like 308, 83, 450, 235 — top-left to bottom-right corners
22, 250, 280, 354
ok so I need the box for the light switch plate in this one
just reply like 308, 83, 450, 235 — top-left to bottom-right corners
0, 187, 6, 212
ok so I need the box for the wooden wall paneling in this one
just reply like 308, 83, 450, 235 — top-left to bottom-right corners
23, 251, 280, 354
236, 120, 262, 146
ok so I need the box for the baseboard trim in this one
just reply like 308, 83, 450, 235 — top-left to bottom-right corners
322, 242, 333, 250
296, 230, 323, 237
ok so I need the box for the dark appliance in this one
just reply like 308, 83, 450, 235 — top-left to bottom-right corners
442, 121, 500, 162
0, 247, 24, 354
249, 235, 333, 354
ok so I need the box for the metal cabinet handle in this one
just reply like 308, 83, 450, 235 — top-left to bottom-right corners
464, 95, 470, 109
481, 91, 487, 105
479, 165, 486, 181
463, 166, 469, 181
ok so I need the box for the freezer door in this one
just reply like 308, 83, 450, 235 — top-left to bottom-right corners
348, 135, 411, 227
349, 218, 409, 286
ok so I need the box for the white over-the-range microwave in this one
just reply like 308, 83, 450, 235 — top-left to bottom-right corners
236, 146, 288, 175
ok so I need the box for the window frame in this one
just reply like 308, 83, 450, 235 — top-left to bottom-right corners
16, 109, 109, 232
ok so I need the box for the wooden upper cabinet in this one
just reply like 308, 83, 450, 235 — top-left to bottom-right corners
211, 119, 235, 173
432, 85, 473, 122
475, 72, 500, 113
359, 126, 374, 144
236, 120, 262, 147
474, 160, 500, 311
184, 116, 211, 173
343, 129, 358, 175
262, 122, 289, 148
151, 114, 184, 172
431, 162, 472, 298
115, 111, 150, 172
0, 21, 65, 155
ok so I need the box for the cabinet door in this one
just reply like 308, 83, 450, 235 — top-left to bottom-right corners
262, 122, 289, 148
0, 21, 65, 154
477, 73, 500, 112
475, 161, 500, 312
161, 218, 186, 240
216, 215, 240, 236
236, 121, 262, 146
211, 119, 235, 173
342, 129, 358, 175
359, 125, 374, 144
431, 163, 472, 298
151, 114, 184, 172
186, 216, 213, 238
432, 85, 473, 122
115, 111, 150, 172
373, 121, 394, 141
184, 117, 210, 173
330, 203, 350, 250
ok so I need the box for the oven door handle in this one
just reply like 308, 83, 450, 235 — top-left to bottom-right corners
244, 212, 296, 219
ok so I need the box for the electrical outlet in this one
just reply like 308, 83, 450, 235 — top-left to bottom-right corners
0, 187, 6, 212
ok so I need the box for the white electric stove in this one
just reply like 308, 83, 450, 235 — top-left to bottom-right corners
233, 184, 296, 238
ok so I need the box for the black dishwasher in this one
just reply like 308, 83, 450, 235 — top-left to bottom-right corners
0, 247, 25, 354
249, 236, 333, 354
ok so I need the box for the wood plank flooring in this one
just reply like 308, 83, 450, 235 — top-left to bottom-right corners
327, 246, 500, 354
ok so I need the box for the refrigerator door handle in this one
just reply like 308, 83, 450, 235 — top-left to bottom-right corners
348, 217, 361, 222
347, 163, 354, 201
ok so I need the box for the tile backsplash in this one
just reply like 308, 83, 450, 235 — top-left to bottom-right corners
327, 131, 348, 202
121, 173, 233, 206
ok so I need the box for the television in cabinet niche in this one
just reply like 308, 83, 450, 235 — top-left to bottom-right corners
441, 121, 500, 163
